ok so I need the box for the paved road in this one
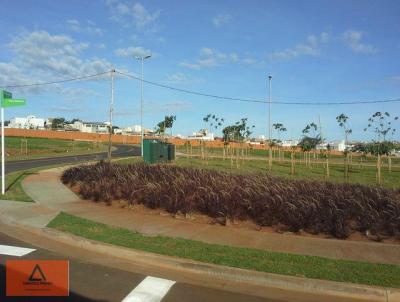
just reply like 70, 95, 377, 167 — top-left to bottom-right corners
0, 231, 275, 302
5, 145, 140, 174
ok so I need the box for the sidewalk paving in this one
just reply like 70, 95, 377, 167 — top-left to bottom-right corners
3, 166, 398, 265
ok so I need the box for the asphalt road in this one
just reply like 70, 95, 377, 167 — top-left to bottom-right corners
5, 145, 140, 174
0, 231, 275, 302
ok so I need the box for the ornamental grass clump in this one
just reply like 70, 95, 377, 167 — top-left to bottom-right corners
61, 161, 400, 240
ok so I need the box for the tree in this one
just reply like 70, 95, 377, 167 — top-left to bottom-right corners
156, 115, 176, 139
336, 113, 353, 180
272, 123, 287, 161
51, 117, 66, 129
298, 136, 321, 152
272, 123, 287, 142
364, 111, 399, 183
70, 118, 82, 124
299, 122, 321, 152
222, 118, 254, 167
222, 118, 254, 142
364, 111, 398, 144
203, 114, 224, 135
336, 114, 352, 151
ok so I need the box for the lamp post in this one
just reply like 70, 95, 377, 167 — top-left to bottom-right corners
135, 54, 151, 157
108, 69, 115, 160
268, 75, 272, 171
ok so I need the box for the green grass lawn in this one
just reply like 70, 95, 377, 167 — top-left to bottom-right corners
1, 155, 140, 202
118, 155, 400, 189
176, 144, 400, 165
1, 169, 35, 202
48, 212, 400, 288
5, 136, 108, 161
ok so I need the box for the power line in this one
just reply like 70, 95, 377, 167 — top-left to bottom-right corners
115, 70, 400, 106
115, 70, 267, 104
0, 71, 111, 89
1, 69, 400, 106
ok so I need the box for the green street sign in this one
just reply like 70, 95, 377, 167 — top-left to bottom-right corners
1, 98, 26, 108
2, 90, 12, 99
0, 90, 26, 108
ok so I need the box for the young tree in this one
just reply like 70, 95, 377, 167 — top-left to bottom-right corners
299, 122, 321, 151
156, 115, 176, 140
272, 123, 287, 161
203, 114, 224, 135
222, 118, 254, 167
299, 122, 321, 166
164, 115, 176, 136
336, 113, 352, 180
364, 111, 398, 181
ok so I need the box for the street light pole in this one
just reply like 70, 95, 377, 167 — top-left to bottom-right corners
136, 54, 151, 157
108, 69, 115, 160
268, 75, 272, 171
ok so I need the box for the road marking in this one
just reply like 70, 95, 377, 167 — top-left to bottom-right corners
122, 276, 176, 302
0, 244, 36, 257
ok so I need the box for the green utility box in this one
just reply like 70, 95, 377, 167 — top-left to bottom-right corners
167, 144, 175, 161
143, 139, 175, 164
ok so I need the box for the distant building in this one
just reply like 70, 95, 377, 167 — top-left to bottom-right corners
9, 115, 45, 129
280, 139, 300, 147
70, 121, 108, 134
317, 140, 346, 152
187, 129, 214, 141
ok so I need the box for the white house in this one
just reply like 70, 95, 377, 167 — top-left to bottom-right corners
70, 121, 108, 133
9, 115, 45, 129
280, 139, 299, 147
187, 129, 214, 141
317, 140, 346, 152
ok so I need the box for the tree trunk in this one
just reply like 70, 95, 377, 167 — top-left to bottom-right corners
326, 157, 330, 179
268, 148, 272, 171
291, 152, 295, 175
377, 154, 381, 184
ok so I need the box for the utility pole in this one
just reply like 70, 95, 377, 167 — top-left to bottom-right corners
108, 69, 115, 160
1, 106, 4, 194
268, 75, 272, 171
136, 54, 151, 157
318, 115, 323, 141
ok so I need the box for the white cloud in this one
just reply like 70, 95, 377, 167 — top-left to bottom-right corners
212, 13, 232, 27
180, 47, 239, 70
342, 30, 377, 54
179, 62, 201, 70
267, 31, 330, 61
132, 2, 160, 27
0, 30, 112, 94
165, 72, 202, 85
114, 46, 152, 57
242, 58, 257, 65
145, 100, 192, 113
107, 0, 160, 29
66, 19, 104, 36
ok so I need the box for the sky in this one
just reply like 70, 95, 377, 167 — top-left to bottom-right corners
0, 0, 399, 141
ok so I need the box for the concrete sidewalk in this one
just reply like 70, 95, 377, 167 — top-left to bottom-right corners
12, 167, 400, 266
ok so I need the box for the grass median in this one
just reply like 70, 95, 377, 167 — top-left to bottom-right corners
2, 170, 35, 202
48, 212, 400, 288
6, 136, 108, 161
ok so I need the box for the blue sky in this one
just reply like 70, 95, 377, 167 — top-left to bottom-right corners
0, 0, 399, 141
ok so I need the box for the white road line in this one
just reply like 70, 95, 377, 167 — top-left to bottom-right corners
0, 244, 36, 256
122, 276, 176, 302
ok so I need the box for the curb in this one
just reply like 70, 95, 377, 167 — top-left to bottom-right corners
0, 218, 398, 302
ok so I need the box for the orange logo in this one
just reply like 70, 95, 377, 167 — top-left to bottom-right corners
6, 260, 69, 296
